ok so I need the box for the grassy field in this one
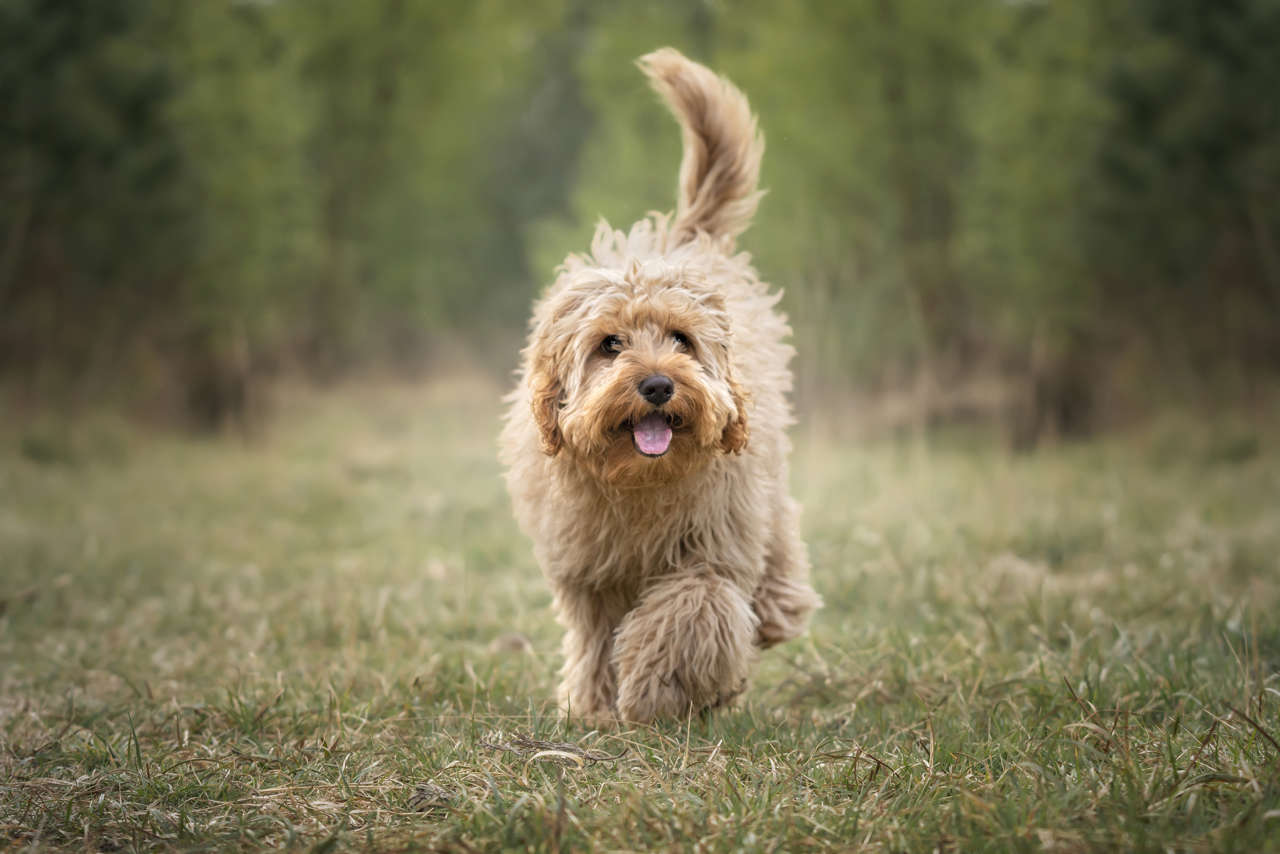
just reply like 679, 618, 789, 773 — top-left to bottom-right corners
2, 380, 1279, 852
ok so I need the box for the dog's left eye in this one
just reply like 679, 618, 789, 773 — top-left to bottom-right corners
671, 331, 691, 349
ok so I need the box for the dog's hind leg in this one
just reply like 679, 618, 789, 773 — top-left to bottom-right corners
752, 495, 822, 648
612, 570, 758, 723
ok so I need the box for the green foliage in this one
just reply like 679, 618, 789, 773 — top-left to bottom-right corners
1, 0, 183, 374
1091, 0, 1280, 370
1, 1, 1277, 421
166, 2, 316, 348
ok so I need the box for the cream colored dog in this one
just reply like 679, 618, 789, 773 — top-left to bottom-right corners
501, 48, 820, 723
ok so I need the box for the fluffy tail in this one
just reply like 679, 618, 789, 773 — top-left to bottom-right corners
637, 48, 764, 246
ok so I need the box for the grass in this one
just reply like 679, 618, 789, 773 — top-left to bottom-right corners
2, 379, 1279, 852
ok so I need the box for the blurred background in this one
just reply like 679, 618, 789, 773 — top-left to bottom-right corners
3, 0, 1278, 443
6, 6, 1280, 845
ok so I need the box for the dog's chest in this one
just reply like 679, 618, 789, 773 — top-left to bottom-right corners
555, 493, 691, 585
542, 470, 765, 592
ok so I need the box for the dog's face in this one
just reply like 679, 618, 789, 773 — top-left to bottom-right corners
528, 263, 748, 486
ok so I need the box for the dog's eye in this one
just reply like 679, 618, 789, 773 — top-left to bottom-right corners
671, 331, 691, 350
600, 335, 623, 355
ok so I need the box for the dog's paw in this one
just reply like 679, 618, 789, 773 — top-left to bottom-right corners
560, 703, 620, 728
615, 669, 700, 723
753, 574, 822, 648
557, 679, 619, 726
615, 671, 749, 722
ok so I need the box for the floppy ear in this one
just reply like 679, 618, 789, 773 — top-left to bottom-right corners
525, 286, 593, 457
530, 356, 563, 456
720, 375, 750, 454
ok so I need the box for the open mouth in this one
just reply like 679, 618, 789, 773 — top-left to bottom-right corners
624, 411, 682, 457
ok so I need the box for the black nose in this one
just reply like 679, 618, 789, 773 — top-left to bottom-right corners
638, 374, 674, 405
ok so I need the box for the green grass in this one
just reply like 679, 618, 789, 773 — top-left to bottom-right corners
2, 380, 1279, 852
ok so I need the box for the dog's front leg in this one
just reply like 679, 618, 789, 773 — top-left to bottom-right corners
612, 570, 758, 723
553, 585, 621, 722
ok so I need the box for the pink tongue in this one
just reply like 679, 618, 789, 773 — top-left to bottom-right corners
633, 413, 673, 456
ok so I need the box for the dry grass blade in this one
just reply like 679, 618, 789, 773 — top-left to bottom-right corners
814, 745, 894, 782
407, 782, 454, 814
1227, 705, 1280, 765
479, 732, 627, 766
527, 750, 586, 769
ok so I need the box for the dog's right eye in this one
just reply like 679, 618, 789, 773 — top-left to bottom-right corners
600, 335, 623, 356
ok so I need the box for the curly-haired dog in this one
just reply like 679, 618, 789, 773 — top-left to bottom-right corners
500, 48, 821, 723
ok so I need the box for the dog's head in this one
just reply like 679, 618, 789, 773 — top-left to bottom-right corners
522, 49, 765, 487
527, 259, 748, 486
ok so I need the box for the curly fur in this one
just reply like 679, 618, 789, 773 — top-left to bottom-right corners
500, 47, 821, 723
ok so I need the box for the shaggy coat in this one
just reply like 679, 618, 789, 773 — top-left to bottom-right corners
500, 48, 820, 723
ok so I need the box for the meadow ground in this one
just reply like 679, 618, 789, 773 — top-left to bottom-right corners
2, 379, 1279, 852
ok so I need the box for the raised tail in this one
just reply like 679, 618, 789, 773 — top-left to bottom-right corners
637, 48, 764, 246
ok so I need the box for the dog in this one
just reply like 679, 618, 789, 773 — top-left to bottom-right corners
500, 48, 821, 723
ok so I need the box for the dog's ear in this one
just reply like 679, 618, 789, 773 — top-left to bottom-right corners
526, 286, 592, 456
530, 356, 564, 456
720, 375, 750, 454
